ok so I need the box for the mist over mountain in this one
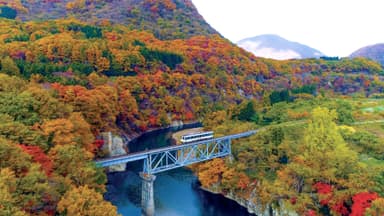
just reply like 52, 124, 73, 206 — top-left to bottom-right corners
350, 43, 384, 66
237, 34, 323, 60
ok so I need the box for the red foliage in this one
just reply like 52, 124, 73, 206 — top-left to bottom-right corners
139, 124, 148, 132
18, 145, 53, 176
305, 210, 317, 216
319, 198, 330, 206
313, 182, 349, 215
331, 201, 349, 216
313, 182, 333, 206
350, 192, 378, 216
150, 5, 158, 13
93, 139, 104, 149
148, 116, 158, 127
184, 111, 194, 121
313, 182, 332, 194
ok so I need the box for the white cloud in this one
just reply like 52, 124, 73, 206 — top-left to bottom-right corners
192, 0, 384, 57
238, 41, 302, 60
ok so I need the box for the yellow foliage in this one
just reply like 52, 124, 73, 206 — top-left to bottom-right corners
42, 119, 75, 146
366, 198, 384, 215
58, 185, 119, 216
338, 125, 356, 134
69, 112, 95, 152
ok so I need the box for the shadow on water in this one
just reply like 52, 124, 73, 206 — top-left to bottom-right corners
105, 123, 254, 216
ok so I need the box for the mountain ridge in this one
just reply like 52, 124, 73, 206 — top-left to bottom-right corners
350, 43, 384, 66
1, 0, 219, 40
237, 34, 323, 60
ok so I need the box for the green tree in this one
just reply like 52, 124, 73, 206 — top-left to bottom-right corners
0, 114, 48, 150
49, 145, 106, 192
273, 107, 370, 214
0, 92, 40, 126
269, 89, 290, 105
0, 57, 20, 76
335, 101, 355, 125
237, 101, 257, 122
0, 74, 26, 93
0, 137, 31, 175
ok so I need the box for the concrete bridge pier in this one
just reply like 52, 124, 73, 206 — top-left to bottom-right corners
140, 173, 156, 216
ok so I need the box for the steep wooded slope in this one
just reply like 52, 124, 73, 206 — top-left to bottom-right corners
4, 0, 219, 40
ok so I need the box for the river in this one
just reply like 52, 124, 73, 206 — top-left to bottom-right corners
104, 125, 254, 216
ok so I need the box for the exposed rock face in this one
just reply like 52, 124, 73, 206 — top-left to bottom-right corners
170, 120, 184, 129
203, 187, 298, 216
102, 132, 127, 172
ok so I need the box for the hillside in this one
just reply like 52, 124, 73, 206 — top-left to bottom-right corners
237, 34, 323, 60
1, 0, 218, 40
0, 1, 384, 215
0, 18, 382, 134
350, 43, 384, 66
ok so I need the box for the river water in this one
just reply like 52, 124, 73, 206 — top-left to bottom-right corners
104, 126, 254, 216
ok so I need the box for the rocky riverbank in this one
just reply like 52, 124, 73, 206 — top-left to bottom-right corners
200, 187, 297, 216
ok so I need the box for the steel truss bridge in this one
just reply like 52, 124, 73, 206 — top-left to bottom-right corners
95, 130, 257, 216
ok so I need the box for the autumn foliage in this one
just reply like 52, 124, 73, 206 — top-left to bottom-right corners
0, 2, 383, 215
350, 192, 378, 216
18, 145, 53, 176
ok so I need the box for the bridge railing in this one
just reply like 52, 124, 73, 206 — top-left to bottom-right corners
95, 130, 258, 173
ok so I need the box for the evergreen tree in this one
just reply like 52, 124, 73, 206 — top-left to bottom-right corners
237, 101, 257, 122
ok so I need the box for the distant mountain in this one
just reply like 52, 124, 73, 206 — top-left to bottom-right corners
350, 43, 384, 66
2, 0, 218, 40
237, 34, 323, 60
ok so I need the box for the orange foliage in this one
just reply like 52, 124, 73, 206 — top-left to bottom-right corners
237, 173, 250, 190
198, 158, 226, 188
161, 0, 176, 10
287, 109, 310, 120
184, 111, 194, 121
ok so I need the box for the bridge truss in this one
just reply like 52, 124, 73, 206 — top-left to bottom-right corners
94, 130, 256, 216
95, 130, 256, 174
143, 138, 231, 174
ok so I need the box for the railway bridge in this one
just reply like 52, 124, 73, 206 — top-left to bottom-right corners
95, 130, 257, 216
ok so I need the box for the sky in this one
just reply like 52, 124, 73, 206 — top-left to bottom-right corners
191, 0, 383, 57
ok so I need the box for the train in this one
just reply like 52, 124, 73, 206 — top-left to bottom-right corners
180, 131, 214, 144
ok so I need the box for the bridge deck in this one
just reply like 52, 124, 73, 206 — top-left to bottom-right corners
95, 130, 257, 173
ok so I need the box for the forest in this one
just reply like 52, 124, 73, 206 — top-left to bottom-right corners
0, 1, 384, 215
197, 97, 384, 215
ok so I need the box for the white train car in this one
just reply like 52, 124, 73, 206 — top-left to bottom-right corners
180, 131, 214, 144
